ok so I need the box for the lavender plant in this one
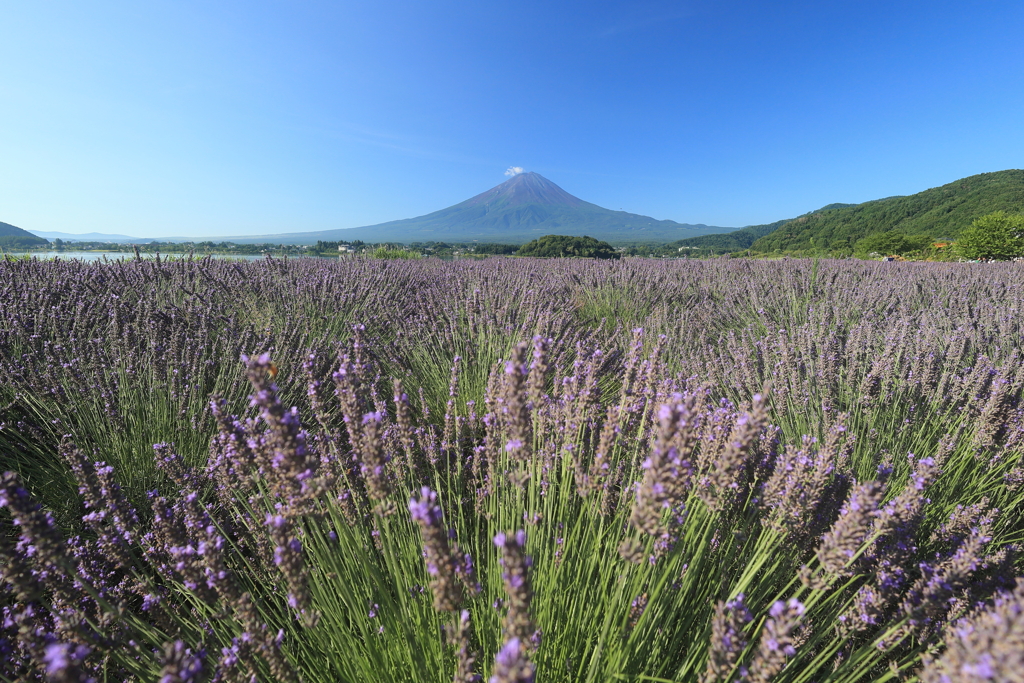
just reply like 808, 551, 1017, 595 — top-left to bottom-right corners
1, 254, 1022, 682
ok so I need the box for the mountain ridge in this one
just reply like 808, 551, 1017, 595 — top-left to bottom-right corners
223, 172, 734, 245
750, 170, 1024, 253
27, 230, 167, 243
11, 170, 1022, 251
664, 203, 859, 254
0, 221, 48, 248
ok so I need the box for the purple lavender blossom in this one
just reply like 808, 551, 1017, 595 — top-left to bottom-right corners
408, 487, 476, 612
629, 399, 695, 538
701, 595, 753, 683
920, 579, 1024, 683
494, 530, 536, 648
43, 642, 93, 683
747, 599, 805, 683
264, 514, 314, 625
489, 638, 535, 683
158, 641, 205, 683
497, 343, 532, 460
814, 480, 884, 578
242, 353, 323, 513
454, 609, 483, 683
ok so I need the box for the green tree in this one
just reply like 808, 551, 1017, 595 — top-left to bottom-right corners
369, 245, 420, 260
516, 235, 620, 259
953, 211, 1024, 261
853, 230, 932, 258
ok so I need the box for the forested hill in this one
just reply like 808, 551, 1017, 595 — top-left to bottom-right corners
0, 221, 49, 248
662, 203, 856, 254
664, 219, 792, 253
749, 170, 1024, 254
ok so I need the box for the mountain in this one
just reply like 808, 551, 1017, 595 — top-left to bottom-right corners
0, 221, 49, 249
27, 230, 164, 243
664, 204, 858, 254
664, 219, 792, 254
225, 172, 734, 245
750, 170, 1024, 254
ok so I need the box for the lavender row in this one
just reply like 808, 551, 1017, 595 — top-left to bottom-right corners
0, 255, 1022, 682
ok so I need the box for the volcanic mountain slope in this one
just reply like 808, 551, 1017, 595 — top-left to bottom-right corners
27, 230, 164, 243
229, 172, 733, 245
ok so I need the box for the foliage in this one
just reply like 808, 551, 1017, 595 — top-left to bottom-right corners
314, 239, 363, 254
516, 234, 620, 259
1, 256, 1023, 682
750, 170, 1024, 253
853, 230, 934, 257
666, 219, 792, 254
369, 245, 422, 259
0, 235, 48, 249
0, 221, 48, 249
952, 211, 1024, 261
470, 243, 519, 255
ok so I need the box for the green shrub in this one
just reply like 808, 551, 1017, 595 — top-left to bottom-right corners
952, 211, 1024, 261
370, 245, 421, 259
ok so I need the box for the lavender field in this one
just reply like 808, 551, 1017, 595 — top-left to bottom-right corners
1, 255, 1022, 682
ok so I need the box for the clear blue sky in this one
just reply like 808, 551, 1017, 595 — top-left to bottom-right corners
3, 0, 1023, 238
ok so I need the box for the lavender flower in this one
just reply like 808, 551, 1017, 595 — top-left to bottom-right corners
760, 436, 835, 541
701, 595, 753, 683
62, 439, 141, 571
0, 471, 88, 638
43, 642, 93, 683
158, 641, 205, 683
359, 410, 392, 506
243, 353, 323, 513
627, 593, 649, 632
224, 593, 299, 683
920, 579, 1024, 683
488, 638, 535, 683
146, 489, 229, 605
494, 530, 536, 647
0, 472, 72, 580
630, 400, 694, 536
207, 396, 261, 497
265, 513, 315, 626
617, 538, 646, 565
747, 599, 805, 683
578, 405, 619, 496
409, 487, 475, 612
836, 454, 940, 631
527, 335, 551, 410
698, 394, 767, 513
393, 378, 425, 482
814, 480, 883, 578
901, 523, 993, 635
453, 609, 482, 683
498, 343, 532, 460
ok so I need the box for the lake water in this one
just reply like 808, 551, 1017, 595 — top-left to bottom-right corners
3, 252, 321, 262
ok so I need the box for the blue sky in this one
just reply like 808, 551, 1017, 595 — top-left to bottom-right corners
2, 0, 1023, 238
